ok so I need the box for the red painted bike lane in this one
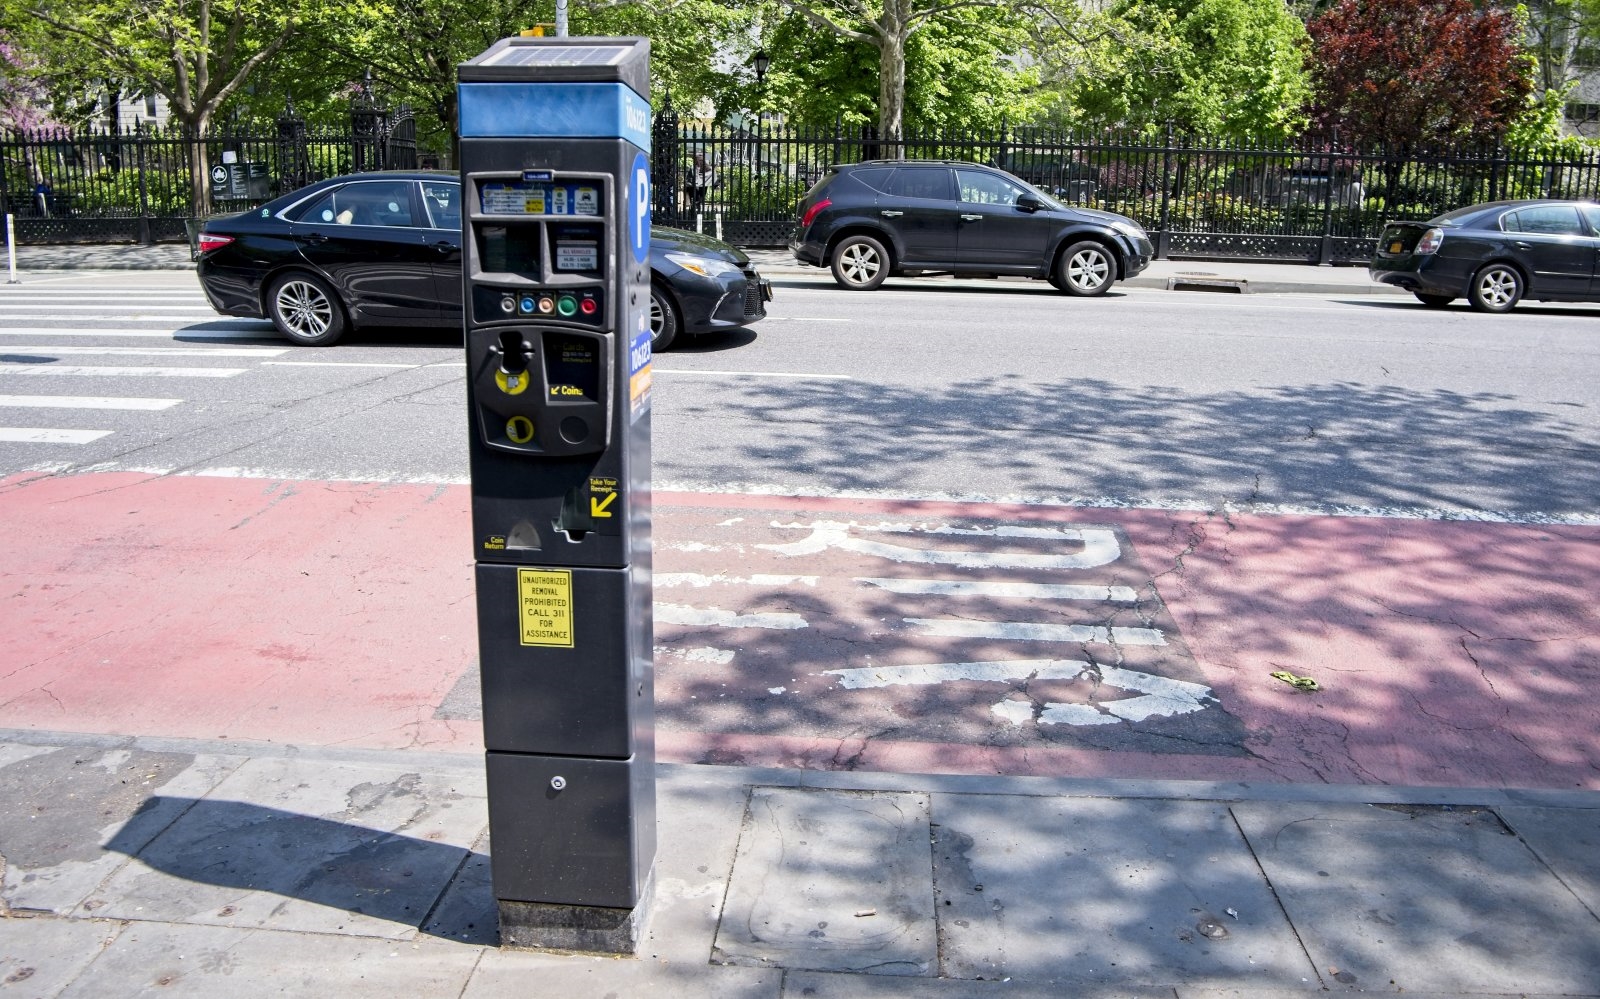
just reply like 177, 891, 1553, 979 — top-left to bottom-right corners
2, 471, 1597, 790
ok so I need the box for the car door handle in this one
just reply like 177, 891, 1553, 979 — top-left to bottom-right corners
1514, 241, 1533, 250
432, 240, 458, 254
302, 233, 328, 244
961, 214, 983, 222
880, 210, 903, 218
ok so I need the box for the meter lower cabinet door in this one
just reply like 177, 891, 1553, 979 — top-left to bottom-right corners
486, 753, 656, 909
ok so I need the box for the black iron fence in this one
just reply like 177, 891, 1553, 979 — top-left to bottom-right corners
10, 105, 1600, 263
651, 114, 1600, 263
1, 102, 417, 244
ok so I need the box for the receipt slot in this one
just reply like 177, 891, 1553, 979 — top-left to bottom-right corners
459, 36, 655, 953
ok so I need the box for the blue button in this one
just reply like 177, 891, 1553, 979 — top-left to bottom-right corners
519, 296, 537, 314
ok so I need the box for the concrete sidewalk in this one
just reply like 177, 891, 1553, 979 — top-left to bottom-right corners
3, 240, 1405, 296
3, 728, 1597, 997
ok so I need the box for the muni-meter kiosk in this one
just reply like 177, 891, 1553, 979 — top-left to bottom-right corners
458, 36, 655, 953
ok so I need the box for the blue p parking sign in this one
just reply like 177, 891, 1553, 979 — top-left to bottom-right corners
629, 152, 650, 264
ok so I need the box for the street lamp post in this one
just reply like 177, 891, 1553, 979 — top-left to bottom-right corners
752, 50, 768, 181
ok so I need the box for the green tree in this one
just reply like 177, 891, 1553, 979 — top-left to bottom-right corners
5, 0, 308, 212
773, 0, 1067, 150
307, 0, 752, 163
759, 4, 1040, 134
1061, 0, 1311, 139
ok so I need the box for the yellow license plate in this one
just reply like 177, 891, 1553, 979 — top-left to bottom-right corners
1389, 241, 1403, 254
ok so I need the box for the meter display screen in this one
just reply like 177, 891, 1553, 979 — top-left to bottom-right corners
555, 240, 598, 273
544, 334, 600, 400
478, 224, 540, 275
551, 223, 604, 275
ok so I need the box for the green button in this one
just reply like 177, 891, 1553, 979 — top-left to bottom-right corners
556, 295, 577, 317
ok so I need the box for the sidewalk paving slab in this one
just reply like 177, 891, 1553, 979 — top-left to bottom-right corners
3, 731, 1599, 997
1233, 801, 1600, 995
933, 795, 1315, 989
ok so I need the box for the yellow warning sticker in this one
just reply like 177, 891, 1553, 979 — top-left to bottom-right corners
518, 568, 574, 647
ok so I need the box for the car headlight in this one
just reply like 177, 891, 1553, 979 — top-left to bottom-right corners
664, 252, 742, 278
1109, 220, 1147, 240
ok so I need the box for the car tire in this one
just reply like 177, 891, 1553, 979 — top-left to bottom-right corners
1467, 263, 1523, 313
830, 234, 889, 290
1414, 292, 1453, 308
267, 271, 347, 346
649, 283, 679, 351
1055, 240, 1117, 296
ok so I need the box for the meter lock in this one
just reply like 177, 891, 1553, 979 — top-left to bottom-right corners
470, 325, 612, 456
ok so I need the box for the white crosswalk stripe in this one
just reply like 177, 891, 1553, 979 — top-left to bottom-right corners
0, 363, 245, 377
0, 395, 181, 410
0, 427, 112, 444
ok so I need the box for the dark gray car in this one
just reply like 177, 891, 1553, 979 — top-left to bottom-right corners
789, 160, 1153, 294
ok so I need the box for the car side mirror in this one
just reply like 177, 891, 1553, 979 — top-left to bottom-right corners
1017, 195, 1043, 213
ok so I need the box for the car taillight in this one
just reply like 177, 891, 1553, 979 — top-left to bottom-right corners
1415, 227, 1443, 255
197, 233, 234, 254
800, 198, 832, 229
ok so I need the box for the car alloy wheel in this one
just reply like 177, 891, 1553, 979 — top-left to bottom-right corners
1468, 263, 1523, 313
268, 273, 346, 346
830, 234, 889, 290
1056, 240, 1117, 296
649, 283, 679, 351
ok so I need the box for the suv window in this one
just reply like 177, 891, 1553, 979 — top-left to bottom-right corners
883, 166, 953, 201
956, 168, 1029, 206
846, 167, 893, 193
1503, 205, 1585, 236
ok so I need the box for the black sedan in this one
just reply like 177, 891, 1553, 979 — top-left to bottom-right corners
196, 170, 770, 348
1369, 199, 1600, 313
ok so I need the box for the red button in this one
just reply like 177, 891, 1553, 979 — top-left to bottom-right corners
579, 299, 598, 315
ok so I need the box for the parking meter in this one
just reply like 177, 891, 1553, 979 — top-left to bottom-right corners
459, 35, 655, 953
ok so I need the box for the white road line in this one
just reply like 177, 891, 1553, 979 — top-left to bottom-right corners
827, 658, 1094, 688
653, 645, 737, 664
0, 395, 181, 410
655, 572, 819, 588
0, 427, 112, 443
653, 368, 854, 380
655, 603, 809, 630
0, 364, 246, 378
657, 480, 1600, 528
906, 617, 1166, 646
823, 657, 1216, 727
0, 328, 271, 338
858, 578, 1138, 602
260, 361, 418, 368
0, 345, 285, 357
0, 315, 231, 322
0, 304, 214, 311
760, 520, 1121, 569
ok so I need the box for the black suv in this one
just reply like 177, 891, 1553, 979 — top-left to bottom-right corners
790, 160, 1154, 294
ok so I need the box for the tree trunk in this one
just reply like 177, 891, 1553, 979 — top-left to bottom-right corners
185, 113, 212, 218
877, 0, 909, 157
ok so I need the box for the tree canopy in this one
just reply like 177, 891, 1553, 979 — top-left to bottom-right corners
1054, 0, 1311, 140
1306, 0, 1534, 151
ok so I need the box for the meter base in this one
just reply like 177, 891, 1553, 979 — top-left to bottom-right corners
497, 870, 655, 954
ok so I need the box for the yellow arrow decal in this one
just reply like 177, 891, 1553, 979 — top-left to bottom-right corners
590, 491, 617, 518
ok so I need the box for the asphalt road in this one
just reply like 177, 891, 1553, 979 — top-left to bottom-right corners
3, 271, 1598, 788
4, 269, 1600, 520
